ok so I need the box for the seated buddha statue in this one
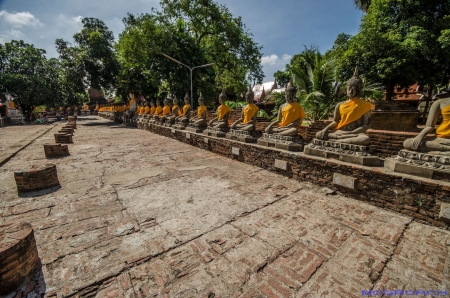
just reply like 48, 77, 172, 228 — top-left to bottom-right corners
265, 81, 305, 136
315, 67, 373, 145
230, 86, 259, 131
152, 100, 163, 121
403, 92, 450, 153
143, 103, 150, 115
163, 96, 181, 125
207, 91, 231, 129
148, 101, 156, 116
175, 93, 192, 124
189, 93, 208, 126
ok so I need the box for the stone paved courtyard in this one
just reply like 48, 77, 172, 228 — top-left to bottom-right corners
0, 116, 449, 297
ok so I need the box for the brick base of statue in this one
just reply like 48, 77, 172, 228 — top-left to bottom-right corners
186, 123, 207, 133
54, 133, 73, 144
44, 143, 70, 158
226, 129, 262, 143
257, 133, 304, 152
384, 149, 450, 181
304, 139, 382, 167
14, 164, 60, 193
203, 126, 229, 137
93, 109, 98, 115
0, 222, 41, 295
163, 120, 175, 127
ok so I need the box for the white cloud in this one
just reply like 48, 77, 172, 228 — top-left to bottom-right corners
0, 29, 25, 44
0, 10, 42, 27
261, 54, 292, 66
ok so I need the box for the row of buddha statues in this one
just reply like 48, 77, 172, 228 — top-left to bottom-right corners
131, 67, 450, 175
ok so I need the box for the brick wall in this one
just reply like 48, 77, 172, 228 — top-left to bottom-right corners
44, 144, 70, 158
14, 164, 60, 193
0, 223, 41, 295
144, 123, 450, 230
370, 111, 420, 131
367, 130, 419, 158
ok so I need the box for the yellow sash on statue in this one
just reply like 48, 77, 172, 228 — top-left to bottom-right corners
144, 106, 150, 114
82, 105, 88, 111
279, 102, 305, 129
217, 104, 231, 121
154, 106, 162, 115
182, 104, 190, 116
336, 99, 373, 130
150, 106, 156, 114
197, 105, 207, 118
436, 105, 450, 138
162, 105, 170, 116
95, 105, 99, 110
243, 103, 259, 124
172, 104, 182, 116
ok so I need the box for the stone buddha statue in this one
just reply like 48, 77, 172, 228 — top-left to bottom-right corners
143, 103, 150, 114
403, 92, 450, 153
151, 99, 163, 122
163, 96, 181, 126
230, 86, 259, 131
265, 81, 305, 136
207, 91, 231, 129
315, 67, 373, 145
148, 101, 156, 117
186, 93, 208, 132
176, 93, 192, 124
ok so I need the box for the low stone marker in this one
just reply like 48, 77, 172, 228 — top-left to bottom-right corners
0, 222, 41, 295
439, 203, 450, 223
186, 133, 191, 139
44, 143, 70, 158
54, 133, 73, 144
14, 164, 60, 193
333, 173, 357, 189
274, 159, 288, 170
204, 138, 209, 144
232, 147, 240, 155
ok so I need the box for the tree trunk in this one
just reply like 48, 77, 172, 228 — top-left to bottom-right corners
422, 85, 433, 123
385, 80, 394, 101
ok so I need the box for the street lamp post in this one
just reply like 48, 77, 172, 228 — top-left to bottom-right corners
161, 53, 214, 107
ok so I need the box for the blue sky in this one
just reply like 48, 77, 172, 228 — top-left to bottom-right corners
0, 0, 363, 81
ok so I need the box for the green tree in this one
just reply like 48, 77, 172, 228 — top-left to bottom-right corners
339, 0, 450, 100
353, 0, 371, 12
274, 69, 291, 89
158, 0, 264, 93
0, 40, 59, 117
56, 17, 119, 99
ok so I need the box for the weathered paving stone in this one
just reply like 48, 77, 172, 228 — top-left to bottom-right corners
0, 116, 449, 297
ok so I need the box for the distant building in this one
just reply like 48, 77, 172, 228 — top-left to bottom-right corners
252, 80, 284, 103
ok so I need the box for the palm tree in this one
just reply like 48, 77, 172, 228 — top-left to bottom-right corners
353, 0, 371, 12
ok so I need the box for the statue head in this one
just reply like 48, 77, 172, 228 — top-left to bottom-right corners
173, 96, 178, 105
245, 85, 254, 103
198, 93, 204, 105
150, 100, 155, 106
129, 93, 134, 99
156, 99, 160, 106
285, 80, 297, 103
347, 67, 363, 99
218, 90, 227, 105
184, 92, 190, 104
163, 98, 169, 105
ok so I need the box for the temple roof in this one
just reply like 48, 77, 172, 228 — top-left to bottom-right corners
391, 83, 422, 101
253, 81, 279, 101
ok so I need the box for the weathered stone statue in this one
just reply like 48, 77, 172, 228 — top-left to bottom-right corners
385, 91, 450, 179
122, 93, 137, 126
173, 93, 192, 130
162, 96, 181, 126
257, 81, 305, 151
157, 99, 171, 124
186, 93, 208, 133
226, 86, 261, 142
203, 91, 232, 137
315, 67, 373, 145
305, 68, 381, 166
150, 99, 163, 123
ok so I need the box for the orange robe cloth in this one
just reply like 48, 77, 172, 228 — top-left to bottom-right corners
279, 102, 305, 129
436, 105, 450, 138
172, 105, 182, 116
150, 106, 156, 114
243, 103, 259, 124
197, 105, 207, 118
182, 104, 191, 116
144, 106, 150, 114
154, 106, 162, 116
217, 104, 231, 121
336, 99, 374, 130
162, 105, 170, 116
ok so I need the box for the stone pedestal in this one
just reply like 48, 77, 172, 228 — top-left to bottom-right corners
59, 128, 74, 135
54, 133, 73, 143
186, 123, 207, 133
0, 222, 41, 295
93, 109, 99, 116
384, 150, 450, 181
14, 164, 60, 193
203, 127, 229, 138
226, 129, 262, 143
257, 133, 304, 152
44, 143, 70, 158
172, 121, 189, 130
304, 139, 382, 166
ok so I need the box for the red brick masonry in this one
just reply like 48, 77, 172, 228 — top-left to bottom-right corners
14, 164, 60, 192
